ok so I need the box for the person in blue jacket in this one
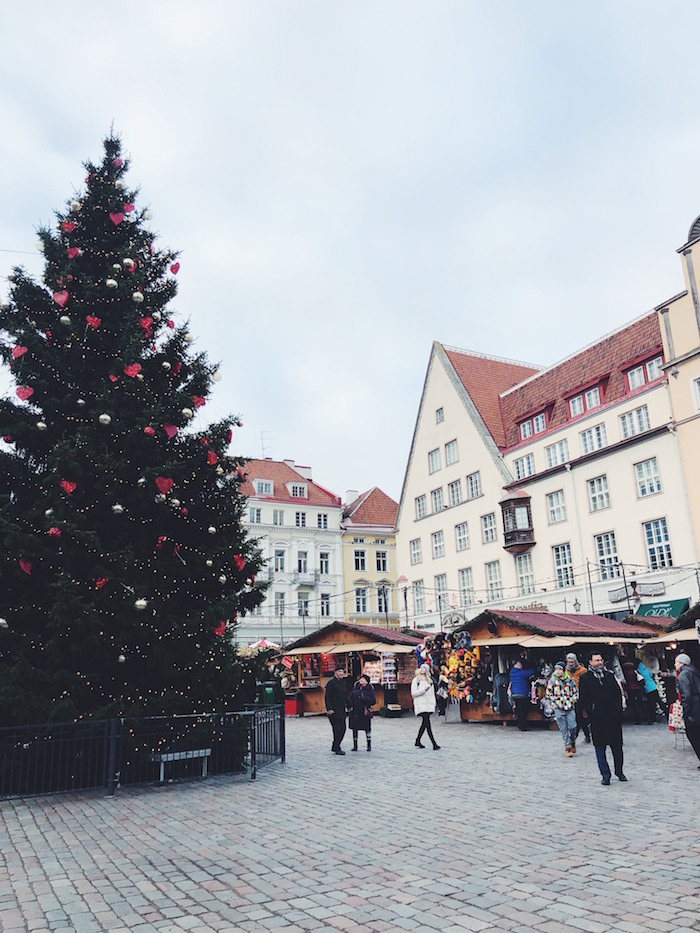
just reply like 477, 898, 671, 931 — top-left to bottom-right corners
636, 660, 663, 724
510, 658, 535, 731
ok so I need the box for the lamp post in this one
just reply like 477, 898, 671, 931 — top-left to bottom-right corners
397, 575, 409, 629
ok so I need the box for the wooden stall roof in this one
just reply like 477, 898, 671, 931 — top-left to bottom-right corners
282, 621, 424, 655
457, 609, 664, 642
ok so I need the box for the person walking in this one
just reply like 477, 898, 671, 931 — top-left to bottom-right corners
546, 660, 579, 757
579, 652, 626, 785
509, 658, 535, 731
636, 660, 662, 724
621, 661, 644, 725
325, 667, 348, 755
675, 653, 700, 769
411, 663, 440, 750
566, 652, 591, 743
348, 673, 376, 752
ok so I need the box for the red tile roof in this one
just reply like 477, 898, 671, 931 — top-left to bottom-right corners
238, 458, 341, 507
443, 348, 540, 448
343, 487, 398, 528
283, 621, 424, 651
471, 609, 662, 639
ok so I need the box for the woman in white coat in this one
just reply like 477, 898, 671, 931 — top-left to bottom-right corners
411, 663, 440, 749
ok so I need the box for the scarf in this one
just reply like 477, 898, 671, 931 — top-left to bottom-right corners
588, 663, 604, 684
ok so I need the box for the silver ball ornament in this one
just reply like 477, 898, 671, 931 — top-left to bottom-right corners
59, 315, 71, 326
37, 421, 48, 431
206, 560, 213, 567
122, 258, 135, 270
98, 414, 112, 425
162, 361, 171, 370
76, 398, 86, 407
181, 408, 193, 419
118, 654, 126, 663
218, 575, 227, 584
135, 599, 148, 610
112, 503, 124, 514
208, 526, 217, 535
132, 291, 144, 304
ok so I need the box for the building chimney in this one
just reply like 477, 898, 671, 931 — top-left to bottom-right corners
345, 489, 359, 506
295, 464, 313, 480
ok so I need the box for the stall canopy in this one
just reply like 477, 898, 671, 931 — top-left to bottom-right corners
281, 620, 424, 657
635, 599, 689, 619
638, 627, 699, 644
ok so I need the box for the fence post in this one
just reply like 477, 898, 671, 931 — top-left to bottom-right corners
106, 718, 119, 797
250, 711, 257, 780
279, 704, 286, 763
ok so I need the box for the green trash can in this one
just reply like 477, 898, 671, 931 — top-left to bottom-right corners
261, 682, 276, 707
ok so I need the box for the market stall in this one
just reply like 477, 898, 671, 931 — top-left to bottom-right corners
278, 622, 424, 715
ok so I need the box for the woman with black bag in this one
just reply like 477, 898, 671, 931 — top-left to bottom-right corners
348, 673, 376, 751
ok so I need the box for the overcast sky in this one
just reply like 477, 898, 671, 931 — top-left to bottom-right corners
2, 1, 700, 503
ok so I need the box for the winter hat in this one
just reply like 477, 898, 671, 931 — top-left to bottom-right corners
675, 653, 692, 667
554, 660, 565, 670
565, 653, 578, 663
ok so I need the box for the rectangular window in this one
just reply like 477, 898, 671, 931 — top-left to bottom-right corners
431, 530, 445, 559
520, 420, 533, 440
455, 521, 469, 551
644, 518, 673, 569
272, 509, 284, 526
595, 532, 620, 581
569, 396, 584, 417
354, 587, 368, 614
547, 490, 567, 524
297, 551, 308, 573
415, 495, 427, 520
445, 439, 459, 466
298, 594, 309, 617
553, 543, 574, 588
436, 407, 444, 423
274, 549, 285, 572
295, 511, 306, 527
320, 594, 330, 616
514, 453, 535, 480
435, 574, 448, 607
354, 549, 366, 572
249, 508, 261, 523
377, 586, 389, 614
459, 568, 474, 607
545, 439, 569, 469
375, 550, 388, 573
255, 480, 273, 495
410, 538, 423, 565
627, 366, 645, 390
274, 592, 285, 617
646, 356, 663, 380
448, 479, 462, 507
428, 448, 441, 474
431, 488, 444, 512
533, 413, 546, 434
414, 580, 425, 614
620, 405, 650, 439
319, 552, 330, 575
580, 423, 607, 455
635, 457, 662, 497
516, 552, 535, 596
485, 561, 502, 600
585, 387, 600, 409
588, 475, 610, 511
481, 513, 497, 543
466, 472, 481, 499
317, 513, 328, 529
290, 484, 307, 498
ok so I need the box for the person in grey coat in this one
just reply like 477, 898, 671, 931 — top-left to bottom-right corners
675, 653, 700, 768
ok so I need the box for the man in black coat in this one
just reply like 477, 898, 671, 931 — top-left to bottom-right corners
579, 652, 626, 785
675, 653, 700, 768
324, 667, 348, 755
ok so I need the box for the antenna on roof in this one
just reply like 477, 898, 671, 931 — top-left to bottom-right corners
261, 431, 273, 459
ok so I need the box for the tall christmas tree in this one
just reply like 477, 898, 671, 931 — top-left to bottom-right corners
0, 135, 264, 725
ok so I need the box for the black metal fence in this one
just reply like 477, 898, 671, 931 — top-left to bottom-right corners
0, 706, 285, 800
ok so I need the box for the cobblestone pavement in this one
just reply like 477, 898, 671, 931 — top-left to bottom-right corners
1, 710, 699, 933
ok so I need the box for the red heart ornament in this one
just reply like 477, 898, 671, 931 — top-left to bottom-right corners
61, 221, 76, 233
66, 247, 80, 259
234, 554, 245, 572
19, 559, 32, 575
11, 346, 28, 359
109, 374, 119, 383
155, 476, 174, 494
86, 315, 101, 329
163, 424, 178, 439
213, 620, 226, 637
109, 212, 124, 226
47, 527, 62, 538
3, 435, 13, 443
170, 262, 180, 275
124, 363, 141, 378
60, 479, 77, 494
143, 426, 155, 437
207, 450, 218, 465
16, 386, 33, 401
123, 203, 135, 213
139, 317, 153, 335
95, 577, 108, 589
53, 290, 69, 308
192, 395, 205, 408
167, 320, 175, 329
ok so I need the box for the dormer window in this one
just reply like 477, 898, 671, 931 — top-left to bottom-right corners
290, 483, 308, 498
520, 420, 533, 440
533, 413, 546, 434
584, 387, 600, 409
255, 479, 274, 496
626, 355, 664, 391
569, 396, 584, 417
568, 383, 604, 419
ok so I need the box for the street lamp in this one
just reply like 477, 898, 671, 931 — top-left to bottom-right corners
573, 598, 581, 613
397, 575, 409, 629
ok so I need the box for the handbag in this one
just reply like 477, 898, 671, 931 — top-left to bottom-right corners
363, 706, 374, 718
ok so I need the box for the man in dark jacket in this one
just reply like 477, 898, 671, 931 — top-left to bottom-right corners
675, 653, 700, 768
509, 659, 535, 731
579, 652, 626, 785
324, 667, 348, 755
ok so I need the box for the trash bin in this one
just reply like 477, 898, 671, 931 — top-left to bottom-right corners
285, 692, 301, 716
261, 682, 276, 707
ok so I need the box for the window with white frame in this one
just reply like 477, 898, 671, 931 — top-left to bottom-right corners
520, 420, 533, 440
620, 405, 650, 439
481, 513, 497, 543
435, 574, 448, 609
274, 549, 285, 572
431, 488, 444, 512
466, 472, 482, 499
415, 495, 427, 520
249, 507, 261, 523
273, 509, 284, 526
515, 552, 535, 595
627, 366, 645, 390
580, 423, 607, 455
595, 532, 620, 580
375, 550, 388, 573
455, 521, 469, 551
414, 580, 425, 614
448, 479, 462, 507
298, 594, 309, 617
431, 530, 445, 559
569, 395, 584, 417
255, 480, 273, 495
547, 490, 567, 524
354, 587, 368, 613
643, 518, 673, 569
588, 474, 610, 511
354, 549, 366, 572
317, 513, 328, 529
290, 484, 307, 498
428, 448, 441, 474
320, 593, 330, 616
646, 356, 663, 380
274, 592, 285, 617
514, 453, 535, 480
635, 457, 661, 497
319, 551, 330, 575
485, 561, 502, 600
533, 412, 547, 434
297, 551, 308, 573
377, 586, 391, 615
585, 387, 601, 409
553, 543, 574, 587
436, 407, 444, 424
545, 439, 569, 469
295, 511, 306, 527
445, 439, 459, 465
459, 568, 475, 606
410, 538, 423, 565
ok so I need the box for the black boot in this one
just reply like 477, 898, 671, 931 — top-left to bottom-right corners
366, 736, 371, 752
352, 735, 358, 752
